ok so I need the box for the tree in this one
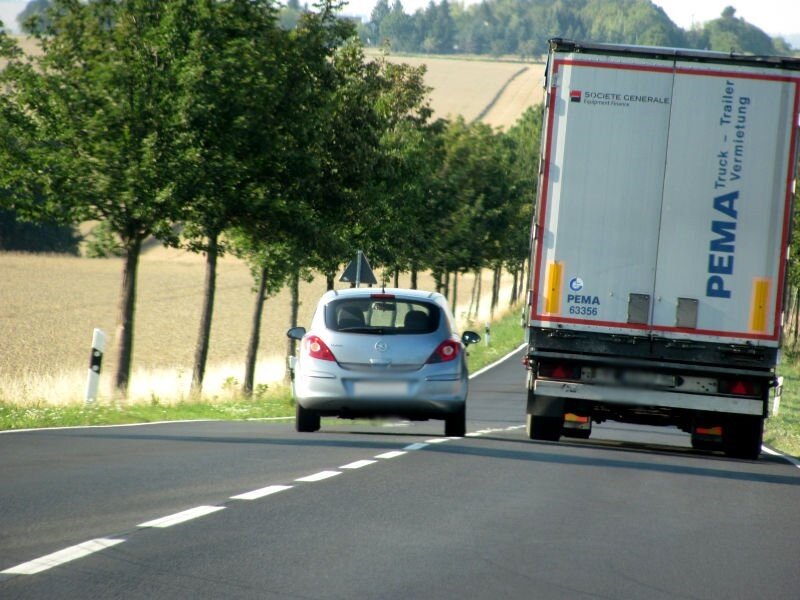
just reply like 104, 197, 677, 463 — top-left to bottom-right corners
0, 0, 189, 396
167, 0, 288, 394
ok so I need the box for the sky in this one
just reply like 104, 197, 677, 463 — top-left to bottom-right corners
0, 0, 798, 36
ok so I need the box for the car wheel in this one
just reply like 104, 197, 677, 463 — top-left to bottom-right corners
296, 402, 320, 433
444, 406, 466, 437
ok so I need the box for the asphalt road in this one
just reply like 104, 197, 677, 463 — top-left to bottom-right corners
2, 348, 799, 599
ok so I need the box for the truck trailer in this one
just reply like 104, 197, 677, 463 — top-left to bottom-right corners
524, 39, 800, 459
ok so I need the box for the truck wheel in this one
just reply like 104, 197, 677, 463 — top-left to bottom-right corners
722, 415, 763, 460
296, 403, 320, 433
444, 406, 466, 437
526, 413, 562, 441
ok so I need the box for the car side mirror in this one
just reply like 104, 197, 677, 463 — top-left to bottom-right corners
461, 330, 481, 346
287, 326, 306, 341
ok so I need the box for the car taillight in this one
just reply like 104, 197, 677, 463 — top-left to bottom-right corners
371, 293, 395, 300
304, 335, 336, 361
538, 363, 581, 380
427, 340, 461, 363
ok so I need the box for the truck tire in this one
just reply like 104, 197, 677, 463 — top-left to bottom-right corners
526, 413, 562, 441
296, 403, 320, 433
722, 415, 763, 460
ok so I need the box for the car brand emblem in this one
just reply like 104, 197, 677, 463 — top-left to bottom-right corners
375, 341, 388, 352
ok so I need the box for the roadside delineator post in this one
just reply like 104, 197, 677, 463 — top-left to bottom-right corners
85, 328, 106, 404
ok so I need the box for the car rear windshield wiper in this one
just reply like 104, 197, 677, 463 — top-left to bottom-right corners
338, 327, 395, 335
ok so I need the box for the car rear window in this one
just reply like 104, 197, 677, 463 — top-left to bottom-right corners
325, 297, 440, 334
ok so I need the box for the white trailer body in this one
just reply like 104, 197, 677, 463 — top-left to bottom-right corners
525, 39, 800, 458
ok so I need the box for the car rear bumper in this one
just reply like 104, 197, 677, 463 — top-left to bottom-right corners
293, 369, 468, 417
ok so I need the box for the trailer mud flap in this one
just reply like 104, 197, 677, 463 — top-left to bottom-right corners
527, 390, 564, 417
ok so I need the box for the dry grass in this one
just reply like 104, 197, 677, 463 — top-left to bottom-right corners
0, 249, 518, 405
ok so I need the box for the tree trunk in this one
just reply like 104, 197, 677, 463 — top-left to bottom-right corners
192, 233, 219, 394
411, 268, 418, 290
510, 265, 519, 306
393, 270, 399, 288
451, 272, 458, 314
326, 272, 335, 291
191, 233, 219, 395
243, 266, 268, 397
474, 269, 482, 319
114, 235, 143, 396
793, 287, 800, 348
491, 264, 501, 316
286, 270, 300, 383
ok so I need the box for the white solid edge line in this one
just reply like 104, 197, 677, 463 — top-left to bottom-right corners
295, 470, 341, 482
375, 450, 407, 459
1, 416, 295, 435
1, 538, 125, 576
762, 445, 800, 469
138, 505, 225, 528
469, 342, 527, 379
340, 459, 378, 469
231, 484, 294, 501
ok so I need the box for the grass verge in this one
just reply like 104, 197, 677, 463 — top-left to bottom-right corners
765, 363, 800, 457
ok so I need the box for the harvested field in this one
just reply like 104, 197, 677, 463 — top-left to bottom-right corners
378, 53, 545, 128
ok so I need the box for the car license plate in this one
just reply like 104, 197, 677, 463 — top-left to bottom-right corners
353, 381, 408, 396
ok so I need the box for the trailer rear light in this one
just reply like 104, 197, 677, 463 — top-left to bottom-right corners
539, 363, 581, 380
304, 335, 336, 361
564, 413, 590, 424
427, 340, 461, 363
719, 379, 762, 396
695, 425, 723, 436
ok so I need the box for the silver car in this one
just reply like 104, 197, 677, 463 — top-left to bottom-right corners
287, 288, 480, 436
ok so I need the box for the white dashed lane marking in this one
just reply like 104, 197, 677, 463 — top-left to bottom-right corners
231, 485, 294, 501
295, 470, 341, 482
139, 506, 225, 529
340, 459, 378, 469
1, 426, 516, 578
375, 450, 407, 459
1, 538, 125, 576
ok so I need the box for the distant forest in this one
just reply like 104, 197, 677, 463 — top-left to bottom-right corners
15, 0, 796, 59
350, 0, 794, 58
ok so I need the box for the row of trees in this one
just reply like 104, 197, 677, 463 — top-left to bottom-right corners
0, 0, 540, 398
359, 0, 794, 58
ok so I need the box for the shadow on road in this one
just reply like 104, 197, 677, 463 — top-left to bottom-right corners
429, 437, 800, 487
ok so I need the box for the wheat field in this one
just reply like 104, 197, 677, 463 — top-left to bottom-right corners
1, 43, 540, 405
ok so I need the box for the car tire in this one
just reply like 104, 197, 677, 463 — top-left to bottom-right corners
296, 403, 320, 433
444, 406, 466, 437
